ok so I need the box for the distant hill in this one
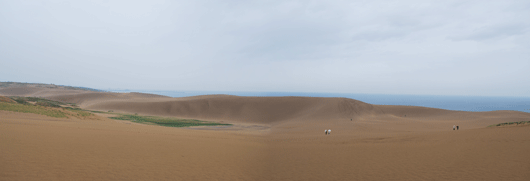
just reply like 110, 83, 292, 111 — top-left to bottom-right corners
0, 82, 107, 92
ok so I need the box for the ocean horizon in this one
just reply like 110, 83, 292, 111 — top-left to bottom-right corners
110, 90, 530, 113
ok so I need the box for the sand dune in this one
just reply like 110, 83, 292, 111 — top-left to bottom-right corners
2, 85, 528, 128
70, 92, 530, 133
82, 96, 382, 124
1, 85, 530, 180
2, 85, 529, 132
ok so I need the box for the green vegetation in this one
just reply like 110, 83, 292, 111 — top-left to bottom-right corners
10, 97, 30, 105
0, 102, 68, 118
35, 102, 60, 107
89, 110, 108, 114
0, 96, 15, 103
489, 121, 530, 127
65, 107, 83, 111
9, 96, 67, 107
65, 107, 93, 117
109, 114, 232, 127
0, 97, 93, 118
0, 81, 107, 92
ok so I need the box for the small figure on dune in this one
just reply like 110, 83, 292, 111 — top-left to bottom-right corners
328, 129, 331, 135
325, 130, 328, 135
453, 125, 456, 130
457, 126, 459, 130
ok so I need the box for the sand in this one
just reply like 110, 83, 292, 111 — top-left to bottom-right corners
1, 86, 530, 181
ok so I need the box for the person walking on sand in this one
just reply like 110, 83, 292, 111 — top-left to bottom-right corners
328, 129, 331, 135
457, 126, 459, 130
453, 125, 456, 130
325, 130, 328, 135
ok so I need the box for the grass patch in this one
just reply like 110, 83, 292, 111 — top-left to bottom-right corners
25, 97, 66, 105
64, 107, 93, 117
0, 82, 107, 92
109, 114, 231, 127
89, 110, 109, 114
0, 96, 15, 103
0, 102, 68, 118
35, 102, 61, 107
9, 96, 67, 107
489, 121, 530, 127
10, 97, 30, 105
0, 97, 93, 118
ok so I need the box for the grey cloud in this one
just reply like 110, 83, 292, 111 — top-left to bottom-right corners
450, 24, 529, 41
1, 0, 529, 96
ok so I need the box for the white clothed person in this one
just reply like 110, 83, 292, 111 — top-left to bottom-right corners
328, 129, 331, 135
453, 125, 456, 130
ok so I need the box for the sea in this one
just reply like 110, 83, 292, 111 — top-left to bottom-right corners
110, 90, 530, 113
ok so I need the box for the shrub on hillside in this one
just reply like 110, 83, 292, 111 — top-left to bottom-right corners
10, 97, 30, 105
0, 96, 16, 103
36, 102, 61, 108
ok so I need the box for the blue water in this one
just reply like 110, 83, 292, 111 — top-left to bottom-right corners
111, 90, 530, 113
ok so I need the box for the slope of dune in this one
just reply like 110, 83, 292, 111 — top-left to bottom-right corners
0, 85, 169, 106
1, 110, 529, 181
0, 86, 93, 97
83, 96, 384, 125
46, 92, 170, 106
80, 94, 530, 132
2, 83, 530, 181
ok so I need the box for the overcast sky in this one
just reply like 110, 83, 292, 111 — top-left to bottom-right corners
1, 0, 529, 96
